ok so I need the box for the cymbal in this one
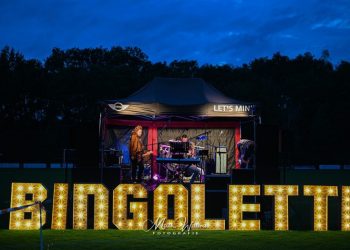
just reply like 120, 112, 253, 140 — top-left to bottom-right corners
196, 135, 208, 141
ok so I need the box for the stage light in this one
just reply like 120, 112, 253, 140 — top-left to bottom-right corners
264, 185, 298, 230
9, 183, 47, 230
191, 184, 225, 230
113, 184, 148, 230
229, 185, 260, 230
342, 186, 350, 231
304, 185, 338, 231
52, 183, 68, 229
194, 195, 200, 201
154, 184, 188, 230
73, 184, 108, 230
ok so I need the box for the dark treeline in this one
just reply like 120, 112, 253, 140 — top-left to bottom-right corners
0, 45, 349, 165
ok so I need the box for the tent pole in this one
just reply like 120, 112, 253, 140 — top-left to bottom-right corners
240, 121, 242, 140
253, 115, 257, 219
99, 109, 105, 183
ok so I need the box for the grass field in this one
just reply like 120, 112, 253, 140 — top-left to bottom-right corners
1, 230, 350, 250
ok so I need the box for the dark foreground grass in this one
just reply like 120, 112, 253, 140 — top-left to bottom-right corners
1, 230, 350, 250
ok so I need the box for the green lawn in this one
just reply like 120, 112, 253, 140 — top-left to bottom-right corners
1, 230, 350, 250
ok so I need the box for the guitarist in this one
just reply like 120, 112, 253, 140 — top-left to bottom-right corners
129, 125, 152, 183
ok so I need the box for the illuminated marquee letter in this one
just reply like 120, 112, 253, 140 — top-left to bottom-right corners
51, 183, 68, 229
264, 185, 298, 230
191, 184, 225, 230
113, 184, 148, 230
73, 184, 108, 229
154, 184, 188, 230
304, 185, 338, 231
9, 183, 47, 230
229, 185, 260, 230
342, 186, 350, 231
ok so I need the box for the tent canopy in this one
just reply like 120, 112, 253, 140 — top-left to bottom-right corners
102, 77, 253, 169
105, 77, 256, 118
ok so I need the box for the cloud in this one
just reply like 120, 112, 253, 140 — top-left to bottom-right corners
0, 0, 349, 65
311, 19, 350, 30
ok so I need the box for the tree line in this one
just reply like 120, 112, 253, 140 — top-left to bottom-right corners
0, 45, 349, 164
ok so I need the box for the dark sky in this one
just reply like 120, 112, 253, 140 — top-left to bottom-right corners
1, 0, 349, 65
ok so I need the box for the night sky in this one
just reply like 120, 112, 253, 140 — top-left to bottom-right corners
0, 0, 349, 65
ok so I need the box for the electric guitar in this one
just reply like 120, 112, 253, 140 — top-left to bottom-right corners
136, 150, 153, 163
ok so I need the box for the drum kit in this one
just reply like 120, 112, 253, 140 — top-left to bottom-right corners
138, 131, 229, 189
157, 137, 209, 183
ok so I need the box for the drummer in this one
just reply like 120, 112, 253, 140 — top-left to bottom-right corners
180, 134, 204, 183
180, 134, 195, 157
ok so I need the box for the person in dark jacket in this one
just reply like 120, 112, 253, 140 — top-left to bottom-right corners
237, 139, 255, 168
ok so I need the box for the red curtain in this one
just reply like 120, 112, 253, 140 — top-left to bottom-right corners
147, 125, 158, 175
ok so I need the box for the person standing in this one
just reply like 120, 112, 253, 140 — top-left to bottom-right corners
129, 125, 152, 183
237, 139, 255, 168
